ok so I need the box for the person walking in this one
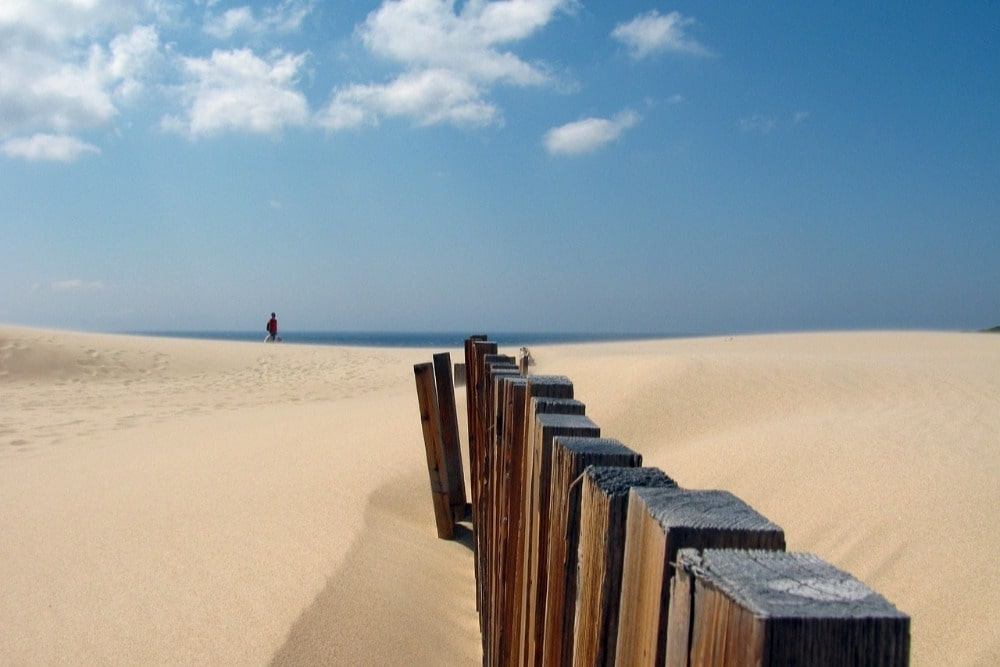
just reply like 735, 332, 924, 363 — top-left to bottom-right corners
266, 312, 278, 342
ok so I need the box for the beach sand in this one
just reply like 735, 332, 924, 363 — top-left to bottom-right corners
1, 326, 997, 665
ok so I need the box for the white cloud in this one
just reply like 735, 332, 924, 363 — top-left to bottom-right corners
740, 114, 776, 134
108, 25, 163, 101
360, 0, 570, 85
612, 10, 712, 60
204, 6, 256, 39
318, 68, 499, 129
318, 0, 574, 130
203, 1, 314, 40
163, 48, 310, 137
0, 0, 150, 43
2, 134, 101, 162
0, 2, 163, 144
52, 279, 105, 292
543, 110, 640, 156
793, 110, 811, 124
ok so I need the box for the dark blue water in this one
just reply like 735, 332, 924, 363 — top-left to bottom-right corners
132, 331, 684, 348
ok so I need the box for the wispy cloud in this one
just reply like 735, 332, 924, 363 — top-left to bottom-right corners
740, 114, 776, 134
793, 110, 811, 124
319, 69, 499, 129
1, 134, 100, 162
52, 279, 105, 292
203, 0, 315, 40
318, 0, 575, 130
612, 10, 713, 60
543, 110, 640, 156
162, 48, 310, 137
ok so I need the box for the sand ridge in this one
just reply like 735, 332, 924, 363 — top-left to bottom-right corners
1, 326, 997, 665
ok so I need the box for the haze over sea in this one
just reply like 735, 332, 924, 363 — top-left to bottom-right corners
132, 330, 685, 348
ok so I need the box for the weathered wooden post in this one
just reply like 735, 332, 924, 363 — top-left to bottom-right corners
573, 466, 677, 667
433, 352, 467, 521
487, 374, 529, 667
413, 362, 453, 539
520, 410, 600, 667
479, 354, 517, 655
464, 336, 494, 519
541, 438, 643, 667
510, 376, 578, 665
667, 549, 910, 666
481, 361, 518, 665
615, 487, 786, 666
464, 336, 493, 629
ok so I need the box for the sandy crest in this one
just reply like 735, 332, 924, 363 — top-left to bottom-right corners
1, 326, 480, 665
2, 326, 997, 665
532, 331, 999, 667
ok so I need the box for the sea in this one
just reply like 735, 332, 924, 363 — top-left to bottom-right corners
133, 331, 685, 348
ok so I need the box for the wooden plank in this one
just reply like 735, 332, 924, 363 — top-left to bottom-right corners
541, 438, 643, 667
525, 374, 574, 400
464, 335, 491, 637
465, 337, 494, 532
480, 358, 518, 661
433, 352, 468, 520
573, 466, 677, 667
469, 340, 498, 506
521, 412, 600, 667
531, 396, 586, 416
413, 362, 453, 539
464, 335, 488, 481
483, 369, 522, 667
512, 377, 578, 666
615, 487, 786, 667
491, 374, 530, 667
670, 549, 910, 667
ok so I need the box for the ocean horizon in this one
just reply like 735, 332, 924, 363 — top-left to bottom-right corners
131, 330, 690, 348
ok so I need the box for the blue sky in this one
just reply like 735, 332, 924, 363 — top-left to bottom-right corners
1, 1, 997, 334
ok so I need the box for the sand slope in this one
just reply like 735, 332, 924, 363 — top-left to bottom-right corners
1, 327, 479, 665
533, 332, 999, 667
2, 326, 997, 665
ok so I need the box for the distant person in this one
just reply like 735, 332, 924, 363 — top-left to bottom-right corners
266, 312, 279, 342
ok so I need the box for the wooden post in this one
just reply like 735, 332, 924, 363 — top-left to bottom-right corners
521, 411, 600, 667
615, 487, 786, 666
465, 337, 495, 520
482, 365, 519, 666
433, 352, 468, 521
465, 336, 493, 629
487, 374, 530, 667
573, 466, 678, 667
532, 396, 586, 416
413, 362, 453, 539
667, 549, 910, 666
511, 377, 578, 667
541, 438, 643, 667
480, 355, 518, 654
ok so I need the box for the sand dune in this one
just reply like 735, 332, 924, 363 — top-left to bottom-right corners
1, 326, 997, 665
533, 332, 999, 667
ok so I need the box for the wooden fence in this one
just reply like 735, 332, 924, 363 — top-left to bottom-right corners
414, 336, 910, 666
